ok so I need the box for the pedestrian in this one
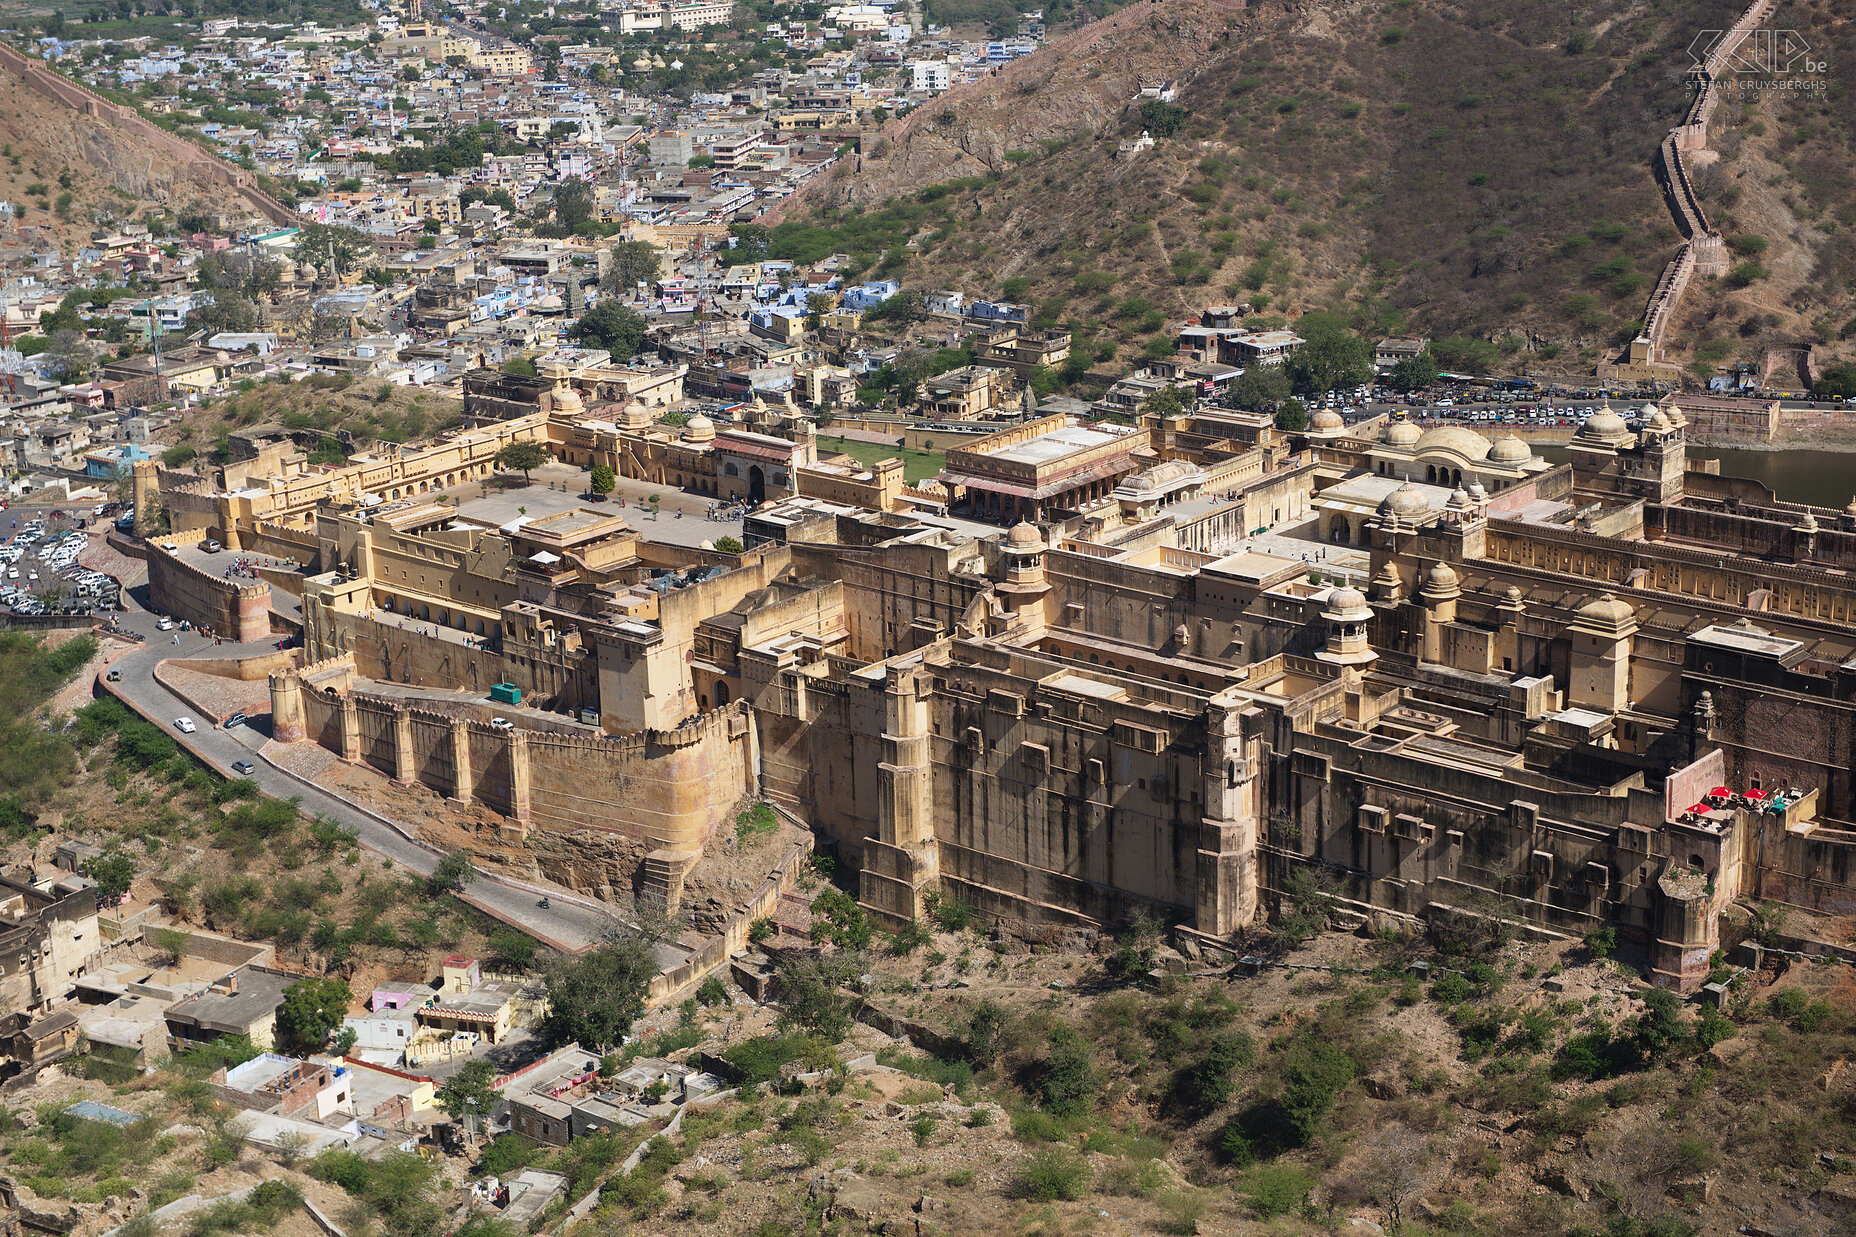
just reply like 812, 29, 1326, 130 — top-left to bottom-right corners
172, 634, 179, 645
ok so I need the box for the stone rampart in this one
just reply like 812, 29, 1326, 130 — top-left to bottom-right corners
146, 541, 272, 642
0, 41, 313, 227
281, 672, 757, 852
1633, 0, 1776, 365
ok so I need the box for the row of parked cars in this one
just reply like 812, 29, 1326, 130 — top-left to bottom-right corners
1, 520, 121, 616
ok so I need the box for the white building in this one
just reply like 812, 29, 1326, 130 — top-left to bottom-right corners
910, 60, 952, 93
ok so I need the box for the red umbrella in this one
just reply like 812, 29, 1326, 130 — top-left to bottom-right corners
1743, 788, 1767, 800
1709, 786, 1731, 798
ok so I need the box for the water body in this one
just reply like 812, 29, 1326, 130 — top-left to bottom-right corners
1533, 445, 1856, 508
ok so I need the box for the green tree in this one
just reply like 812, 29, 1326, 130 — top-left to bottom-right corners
1227, 364, 1291, 410
1035, 1025, 1098, 1117
276, 976, 352, 1048
1138, 100, 1188, 137
1389, 349, 1437, 392
1275, 397, 1308, 433
430, 849, 477, 893
572, 299, 648, 360
539, 935, 658, 1050
436, 1059, 500, 1133
494, 440, 550, 482
1633, 987, 1686, 1062
775, 950, 862, 1042
1815, 363, 1856, 398
600, 240, 662, 293
713, 535, 744, 554
1143, 384, 1187, 417
82, 849, 136, 907
588, 463, 616, 495
1278, 1038, 1357, 1144
294, 222, 373, 277
1287, 312, 1373, 394
550, 178, 594, 233
810, 888, 874, 950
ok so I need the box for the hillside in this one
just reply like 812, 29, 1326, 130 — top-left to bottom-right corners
774, 0, 1844, 378
0, 52, 223, 253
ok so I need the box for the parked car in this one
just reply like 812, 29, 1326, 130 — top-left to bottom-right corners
224, 712, 247, 729
490, 717, 515, 731
156, 617, 174, 631
231, 760, 256, 776
105, 669, 121, 682
174, 717, 197, 734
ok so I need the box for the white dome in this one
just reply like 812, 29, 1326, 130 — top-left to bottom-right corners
1384, 421, 1421, 448
1489, 434, 1531, 465
1322, 586, 1372, 622
683, 414, 716, 443
536, 293, 564, 310
1380, 483, 1430, 518
1580, 407, 1630, 441
1413, 426, 1492, 461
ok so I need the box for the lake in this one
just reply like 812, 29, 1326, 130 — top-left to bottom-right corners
1534, 446, 1856, 509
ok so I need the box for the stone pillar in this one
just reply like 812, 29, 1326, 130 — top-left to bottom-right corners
131, 459, 157, 537
392, 707, 415, 785
339, 696, 361, 764
507, 729, 532, 823
1196, 702, 1259, 936
860, 666, 939, 927
449, 719, 474, 804
269, 670, 306, 744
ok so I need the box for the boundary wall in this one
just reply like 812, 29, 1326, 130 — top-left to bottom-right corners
0, 42, 312, 226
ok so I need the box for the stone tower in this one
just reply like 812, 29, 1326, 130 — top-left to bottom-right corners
1568, 592, 1638, 713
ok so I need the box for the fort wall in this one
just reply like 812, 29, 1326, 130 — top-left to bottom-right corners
0, 42, 311, 226
1633, 0, 1776, 366
146, 537, 273, 642
283, 673, 756, 852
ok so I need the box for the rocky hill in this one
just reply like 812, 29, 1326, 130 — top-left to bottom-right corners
778, 0, 1850, 379
0, 51, 224, 254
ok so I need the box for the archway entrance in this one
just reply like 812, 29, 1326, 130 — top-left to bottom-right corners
748, 465, 766, 503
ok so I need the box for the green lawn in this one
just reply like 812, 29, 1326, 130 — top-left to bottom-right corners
817, 436, 946, 484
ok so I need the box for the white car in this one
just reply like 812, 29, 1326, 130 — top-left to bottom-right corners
174, 718, 197, 734
489, 717, 515, 731
156, 618, 174, 631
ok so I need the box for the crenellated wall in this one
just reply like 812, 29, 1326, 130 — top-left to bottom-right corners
0, 41, 313, 226
146, 538, 273, 642
1635, 0, 1777, 365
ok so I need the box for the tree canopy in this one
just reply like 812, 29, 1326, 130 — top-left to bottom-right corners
276, 976, 352, 1049
539, 935, 658, 1051
435, 1059, 500, 1131
572, 300, 648, 361
1287, 313, 1373, 395
494, 441, 549, 481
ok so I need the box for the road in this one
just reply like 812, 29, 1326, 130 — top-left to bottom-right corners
94, 585, 663, 960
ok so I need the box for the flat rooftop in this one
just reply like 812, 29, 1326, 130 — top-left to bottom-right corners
988, 425, 1135, 466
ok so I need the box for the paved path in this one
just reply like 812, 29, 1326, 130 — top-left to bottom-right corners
96, 601, 640, 957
